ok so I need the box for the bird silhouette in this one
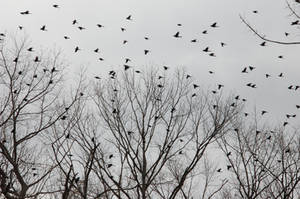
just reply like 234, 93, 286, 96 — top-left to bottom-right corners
124, 65, 130, 70
242, 67, 248, 73
202, 30, 208, 34
72, 20, 78, 25
193, 84, 199, 89
210, 22, 218, 28
97, 24, 104, 28
94, 48, 99, 53
53, 4, 59, 8
203, 47, 210, 52
20, 10, 31, 15
75, 46, 80, 53
191, 39, 197, 43
260, 41, 266, 46
173, 31, 182, 38
144, 50, 149, 55
291, 20, 299, 25
64, 36, 70, 39
78, 26, 85, 30
126, 15, 132, 20
40, 25, 47, 31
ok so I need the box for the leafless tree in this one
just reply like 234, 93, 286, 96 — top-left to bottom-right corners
240, 0, 300, 45
59, 68, 241, 199
217, 114, 300, 199
0, 35, 83, 199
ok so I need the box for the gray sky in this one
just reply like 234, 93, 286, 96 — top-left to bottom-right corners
1, 0, 300, 127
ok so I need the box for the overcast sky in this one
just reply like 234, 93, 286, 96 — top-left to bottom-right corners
1, 0, 300, 127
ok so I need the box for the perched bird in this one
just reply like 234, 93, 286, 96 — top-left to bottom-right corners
217, 168, 222, 172
249, 66, 255, 71
109, 154, 113, 159
163, 66, 169, 70
94, 48, 99, 53
72, 19, 78, 25
125, 58, 131, 63
193, 84, 199, 89
53, 4, 59, 8
27, 47, 33, 52
97, 24, 104, 28
221, 42, 226, 47
285, 32, 289, 36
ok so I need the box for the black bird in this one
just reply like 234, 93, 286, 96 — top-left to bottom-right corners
217, 84, 224, 90
278, 55, 283, 59
13, 57, 18, 63
217, 168, 222, 172
249, 66, 255, 71
78, 26, 85, 30
20, 10, 31, 15
144, 50, 149, 55
40, 25, 47, 31
221, 42, 226, 47
53, 4, 59, 8
227, 165, 232, 170
0, 33, 5, 37
203, 47, 210, 52
144, 37, 149, 40
75, 46, 80, 53
241, 67, 248, 73
51, 67, 58, 73
109, 154, 113, 159
64, 36, 70, 39
296, 105, 300, 109
261, 110, 267, 115
124, 65, 130, 71
27, 47, 33, 52
126, 15, 132, 20
283, 122, 288, 127
34, 56, 40, 62
94, 48, 99, 53
177, 23, 182, 26
18, 26, 23, 30
192, 93, 197, 97
191, 39, 197, 43
210, 22, 218, 28
97, 24, 104, 28
61, 115, 67, 120
202, 30, 207, 34
99, 57, 104, 61
72, 20, 77, 25
94, 76, 101, 79
186, 74, 191, 79
121, 27, 126, 32
125, 58, 131, 63
260, 41, 266, 46
157, 84, 164, 88
107, 164, 113, 168
285, 32, 289, 36
193, 84, 199, 89
265, 74, 270, 78
123, 40, 128, 44
278, 73, 283, 77
209, 53, 215, 57
173, 31, 182, 38
209, 71, 214, 74
291, 20, 299, 25
253, 10, 258, 13
227, 152, 232, 156
163, 66, 169, 70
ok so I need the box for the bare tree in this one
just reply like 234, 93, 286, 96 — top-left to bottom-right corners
240, 0, 300, 45
59, 68, 241, 199
0, 35, 82, 199
217, 114, 300, 199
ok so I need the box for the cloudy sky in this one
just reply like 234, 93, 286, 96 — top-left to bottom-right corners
1, 0, 300, 127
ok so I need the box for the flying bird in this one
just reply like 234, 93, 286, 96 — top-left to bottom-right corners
75, 46, 80, 53
40, 25, 47, 31
173, 31, 182, 38
210, 22, 218, 28
20, 10, 31, 15
126, 15, 132, 20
